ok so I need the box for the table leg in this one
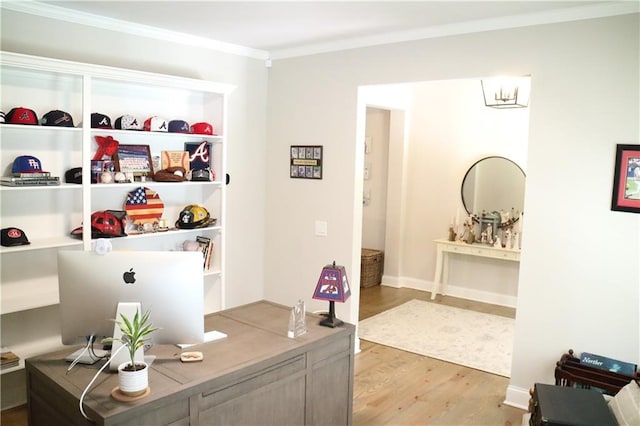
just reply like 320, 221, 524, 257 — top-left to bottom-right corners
431, 247, 444, 300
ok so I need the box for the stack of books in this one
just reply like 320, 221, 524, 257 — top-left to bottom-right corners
1, 172, 60, 187
1, 349, 20, 370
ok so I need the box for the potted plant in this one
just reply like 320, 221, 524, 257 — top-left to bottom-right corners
103, 309, 158, 397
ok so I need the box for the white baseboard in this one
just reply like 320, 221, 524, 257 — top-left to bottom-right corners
505, 384, 531, 410
381, 275, 517, 308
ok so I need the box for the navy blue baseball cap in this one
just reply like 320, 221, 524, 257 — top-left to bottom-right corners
168, 120, 190, 133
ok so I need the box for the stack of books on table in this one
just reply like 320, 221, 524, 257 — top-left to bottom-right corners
1, 172, 60, 187
1, 349, 20, 370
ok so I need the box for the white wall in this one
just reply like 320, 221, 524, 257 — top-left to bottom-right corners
362, 107, 390, 251
265, 14, 639, 408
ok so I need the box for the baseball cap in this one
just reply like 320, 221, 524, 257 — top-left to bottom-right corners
65, 167, 82, 184
6, 107, 38, 125
0, 111, 5, 123
168, 120, 190, 133
91, 113, 112, 129
12, 155, 46, 174
190, 122, 214, 135
114, 115, 143, 130
144, 116, 168, 132
70, 210, 128, 239
41, 110, 74, 127
1, 227, 30, 247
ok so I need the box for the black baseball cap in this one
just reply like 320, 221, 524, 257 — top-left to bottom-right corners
1, 227, 30, 247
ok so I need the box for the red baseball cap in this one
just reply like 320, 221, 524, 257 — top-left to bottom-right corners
6, 107, 38, 125
190, 122, 214, 135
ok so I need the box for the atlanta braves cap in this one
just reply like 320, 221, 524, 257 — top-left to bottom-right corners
12, 155, 46, 174
144, 116, 168, 132
6, 107, 38, 125
190, 122, 214, 135
1, 227, 30, 247
41, 110, 74, 127
168, 120, 190, 133
91, 113, 112, 129
115, 115, 143, 130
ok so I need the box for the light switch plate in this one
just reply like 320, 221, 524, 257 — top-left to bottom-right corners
315, 220, 327, 236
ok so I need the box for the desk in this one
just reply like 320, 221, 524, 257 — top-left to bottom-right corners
26, 301, 355, 426
432, 238, 520, 300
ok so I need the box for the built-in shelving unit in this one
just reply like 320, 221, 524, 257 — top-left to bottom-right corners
0, 51, 235, 376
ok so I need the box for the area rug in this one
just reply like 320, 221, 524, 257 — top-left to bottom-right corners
358, 299, 514, 377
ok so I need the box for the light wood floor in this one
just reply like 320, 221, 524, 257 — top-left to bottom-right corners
1, 286, 525, 425
353, 285, 525, 426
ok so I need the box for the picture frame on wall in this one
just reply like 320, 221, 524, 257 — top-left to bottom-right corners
290, 145, 322, 179
611, 143, 640, 213
114, 144, 154, 179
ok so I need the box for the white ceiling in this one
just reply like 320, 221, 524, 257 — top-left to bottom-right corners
8, 1, 639, 59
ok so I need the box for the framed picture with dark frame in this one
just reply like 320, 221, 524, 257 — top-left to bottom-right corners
611, 143, 640, 213
290, 145, 322, 179
114, 144, 154, 178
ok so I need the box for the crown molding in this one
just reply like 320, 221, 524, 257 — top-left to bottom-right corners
1, 1, 270, 61
3, 1, 638, 62
270, 1, 640, 60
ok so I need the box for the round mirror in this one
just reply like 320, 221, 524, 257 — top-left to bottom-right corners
461, 156, 525, 216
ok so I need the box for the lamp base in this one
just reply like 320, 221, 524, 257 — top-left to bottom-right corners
318, 301, 343, 328
319, 315, 343, 328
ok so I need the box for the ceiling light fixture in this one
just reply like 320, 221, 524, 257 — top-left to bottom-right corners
481, 76, 531, 109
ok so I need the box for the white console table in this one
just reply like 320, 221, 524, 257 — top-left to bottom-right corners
431, 238, 520, 300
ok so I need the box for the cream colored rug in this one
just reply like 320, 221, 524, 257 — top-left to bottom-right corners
358, 299, 514, 377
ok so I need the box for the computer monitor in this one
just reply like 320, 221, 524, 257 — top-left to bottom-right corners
57, 250, 205, 348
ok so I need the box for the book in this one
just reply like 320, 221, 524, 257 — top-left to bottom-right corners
196, 236, 211, 269
11, 172, 51, 178
205, 241, 214, 270
1, 177, 60, 186
580, 352, 637, 377
1, 349, 20, 370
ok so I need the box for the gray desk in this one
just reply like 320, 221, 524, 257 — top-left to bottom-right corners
26, 301, 355, 425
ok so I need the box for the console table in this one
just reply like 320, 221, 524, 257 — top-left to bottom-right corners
26, 301, 355, 425
431, 238, 520, 300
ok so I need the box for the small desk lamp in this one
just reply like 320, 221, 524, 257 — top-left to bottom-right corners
312, 261, 351, 328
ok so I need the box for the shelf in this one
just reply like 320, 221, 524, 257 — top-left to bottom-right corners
1, 52, 229, 386
91, 128, 224, 141
0, 237, 82, 254
1, 275, 60, 314
0, 335, 65, 375
90, 181, 223, 190
0, 183, 81, 192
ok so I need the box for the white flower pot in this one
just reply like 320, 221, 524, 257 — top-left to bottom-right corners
117, 361, 149, 397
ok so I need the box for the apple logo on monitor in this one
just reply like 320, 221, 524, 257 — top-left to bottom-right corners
123, 268, 136, 284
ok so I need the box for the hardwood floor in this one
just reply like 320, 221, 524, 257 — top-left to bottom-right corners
1, 287, 525, 425
353, 285, 525, 426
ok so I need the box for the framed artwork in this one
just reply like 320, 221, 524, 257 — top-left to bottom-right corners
290, 145, 322, 179
184, 141, 212, 170
611, 144, 640, 213
114, 144, 153, 178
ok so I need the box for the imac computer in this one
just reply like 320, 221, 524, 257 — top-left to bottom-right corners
57, 250, 205, 367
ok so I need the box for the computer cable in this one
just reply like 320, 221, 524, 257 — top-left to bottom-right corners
66, 335, 95, 373
78, 343, 126, 422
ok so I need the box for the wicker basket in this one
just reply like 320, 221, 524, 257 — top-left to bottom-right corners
360, 249, 384, 288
